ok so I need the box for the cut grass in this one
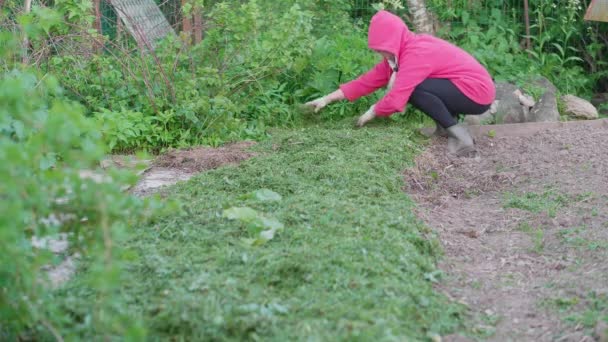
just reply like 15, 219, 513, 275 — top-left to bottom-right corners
56, 121, 464, 340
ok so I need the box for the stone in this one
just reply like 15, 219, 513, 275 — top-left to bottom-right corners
562, 94, 599, 120
131, 168, 194, 196
31, 233, 69, 254
514, 89, 536, 108
464, 110, 495, 125
494, 82, 527, 124
528, 76, 560, 122
47, 256, 77, 289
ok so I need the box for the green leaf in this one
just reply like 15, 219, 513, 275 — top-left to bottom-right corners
245, 227, 280, 246
259, 216, 284, 230
223, 207, 259, 222
12, 120, 25, 140
551, 43, 565, 57
564, 56, 584, 63
259, 229, 276, 242
491, 8, 501, 20
461, 11, 470, 25
39, 153, 57, 170
423, 270, 443, 283
254, 189, 282, 202
241, 237, 257, 246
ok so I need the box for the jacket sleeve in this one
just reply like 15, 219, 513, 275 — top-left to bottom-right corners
374, 56, 432, 117
339, 60, 391, 102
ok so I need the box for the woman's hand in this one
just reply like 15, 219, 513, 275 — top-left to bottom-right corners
305, 97, 329, 113
357, 105, 376, 127
304, 89, 346, 113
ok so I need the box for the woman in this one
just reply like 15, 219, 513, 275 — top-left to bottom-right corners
306, 10, 495, 157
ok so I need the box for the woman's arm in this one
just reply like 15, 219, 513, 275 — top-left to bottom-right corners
324, 89, 346, 103
305, 89, 345, 112
339, 61, 392, 101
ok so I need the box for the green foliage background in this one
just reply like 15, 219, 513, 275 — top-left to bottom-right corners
5, 0, 605, 152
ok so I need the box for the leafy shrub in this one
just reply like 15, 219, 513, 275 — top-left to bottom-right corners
46, 0, 318, 152
430, 0, 603, 96
0, 16, 172, 339
300, 29, 380, 120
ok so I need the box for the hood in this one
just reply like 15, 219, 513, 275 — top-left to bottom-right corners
367, 10, 414, 57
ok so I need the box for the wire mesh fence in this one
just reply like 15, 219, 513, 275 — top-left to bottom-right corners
100, 0, 181, 40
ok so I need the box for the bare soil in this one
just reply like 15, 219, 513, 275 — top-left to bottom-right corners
155, 141, 257, 172
131, 141, 256, 196
404, 123, 608, 341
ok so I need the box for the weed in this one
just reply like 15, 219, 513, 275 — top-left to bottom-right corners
575, 192, 595, 202
546, 292, 608, 331
517, 222, 534, 233
503, 189, 568, 218
516, 222, 544, 253
533, 228, 545, 253
559, 227, 608, 251
547, 297, 580, 311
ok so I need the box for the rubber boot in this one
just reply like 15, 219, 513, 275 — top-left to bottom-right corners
446, 124, 476, 157
434, 122, 448, 137
420, 121, 448, 138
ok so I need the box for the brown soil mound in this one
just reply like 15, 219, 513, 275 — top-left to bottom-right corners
155, 141, 257, 172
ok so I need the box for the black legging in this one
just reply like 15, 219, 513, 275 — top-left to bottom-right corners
409, 78, 491, 128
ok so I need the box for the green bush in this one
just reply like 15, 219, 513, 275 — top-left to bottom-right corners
10, 0, 605, 154
0, 14, 172, 339
300, 28, 379, 120
48, 1, 318, 152
430, 0, 603, 96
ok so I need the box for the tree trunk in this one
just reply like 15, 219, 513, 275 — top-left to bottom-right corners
524, 0, 531, 50
22, 0, 32, 64
93, 0, 102, 51
181, 0, 192, 44
193, 6, 202, 44
405, 0, 435, 34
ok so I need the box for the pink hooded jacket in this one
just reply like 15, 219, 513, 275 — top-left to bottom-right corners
340, 11, 496, 117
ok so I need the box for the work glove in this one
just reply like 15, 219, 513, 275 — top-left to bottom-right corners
304, 96, 329, 113
357, 105, 376, 127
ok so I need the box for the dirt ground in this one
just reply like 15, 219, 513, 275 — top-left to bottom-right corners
404, 123, 608, 341
155, 141, 256, 172
131, 141, 256, 196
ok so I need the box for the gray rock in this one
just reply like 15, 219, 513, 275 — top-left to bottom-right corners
529, 76, 559, 122
131, 168, 194, 196
563, 94, 599, 119
494, 82, 527, 124
464, 110, 495, 125
31, 234, 69, 254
